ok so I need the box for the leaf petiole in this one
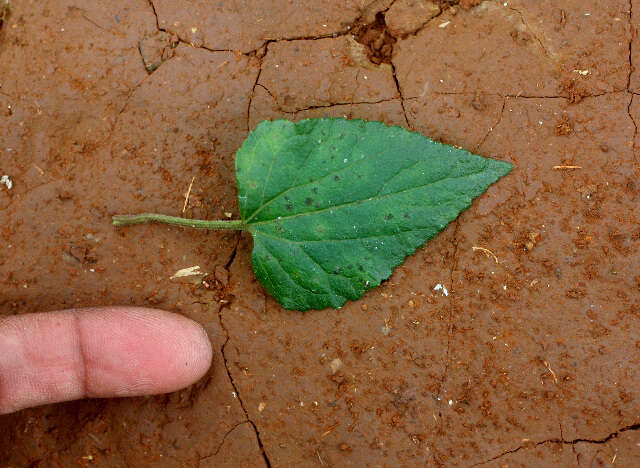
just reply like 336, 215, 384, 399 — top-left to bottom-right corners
112, 213, 246, 231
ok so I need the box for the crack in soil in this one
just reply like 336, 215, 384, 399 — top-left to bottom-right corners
216, 312, 273, 467
216, 250, 272, 467
292, 97, 403, 114
147, 0, 160, 33
146, 0, 250, 56
469, 423, 640, 467
435, 219, 461, 429
474, 96, 506, 152
237, 0, 399, 55
146, 0, 402, 59
390, 61, 410, 128
563, 422, 582, 468
628, 93, 637, 156
505, 4, 553, 60
198, 421, 250, 464
225, 235, 241, 270
248, 50, 266, 132
255, 82, 403, 116
385, 0, 486, 40
627, 0, 637, 160
102, 73, 153, 146
0, 0, 9, 33
405, 90, 630, 100
78, 11, 112, 33
628, 0, 634, 91
145, 0, 370, 56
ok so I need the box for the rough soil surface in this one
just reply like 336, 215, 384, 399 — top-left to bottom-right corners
1, 0, 639, 467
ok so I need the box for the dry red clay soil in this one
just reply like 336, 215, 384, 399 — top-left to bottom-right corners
1, 0, 639, 466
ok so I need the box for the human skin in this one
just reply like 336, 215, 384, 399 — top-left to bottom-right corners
0, 307, 213, 415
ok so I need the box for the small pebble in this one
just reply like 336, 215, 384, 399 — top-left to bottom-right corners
0, 175, 12, 190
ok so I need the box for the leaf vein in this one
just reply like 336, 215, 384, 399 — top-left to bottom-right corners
256, 237, 333, 298
245, 134, 388, 223
258, 135, 279, 209
255, 228, 429, 245
250, 168, 487, 226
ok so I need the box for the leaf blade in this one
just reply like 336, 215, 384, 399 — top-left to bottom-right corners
237, 118, 512, 311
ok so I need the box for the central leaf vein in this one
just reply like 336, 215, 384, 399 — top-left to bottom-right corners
249, 165, 488, 227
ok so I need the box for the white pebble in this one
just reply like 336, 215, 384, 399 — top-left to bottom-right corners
434, 283, 449, 296
0, 175, 12, 190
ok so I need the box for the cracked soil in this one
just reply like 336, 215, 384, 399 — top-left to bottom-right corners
1, 0, 640, 467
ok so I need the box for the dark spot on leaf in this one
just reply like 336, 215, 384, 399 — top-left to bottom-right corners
403, 213, 410, 219
286, 203, 293, 210
284, 196, 290, 201
334, 266, 341, 274
312, 187, 318, 194
358, 265, 364, 271
305, 197, 313, 205
385, 213, 393, 220
334, 175, 340, 181
315, 202, 321, 208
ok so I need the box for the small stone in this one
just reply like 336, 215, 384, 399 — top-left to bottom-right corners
0, 175, 13, 190
330, 358, 343, 374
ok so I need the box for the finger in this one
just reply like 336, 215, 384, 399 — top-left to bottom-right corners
0, 307, 212, 414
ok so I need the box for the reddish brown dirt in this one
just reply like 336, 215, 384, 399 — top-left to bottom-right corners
1, 0, 639, 467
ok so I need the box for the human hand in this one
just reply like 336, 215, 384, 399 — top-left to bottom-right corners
0, 307, 212, 414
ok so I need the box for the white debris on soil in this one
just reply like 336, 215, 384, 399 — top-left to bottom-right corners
1, 175, 13, 190
381, 318, 392, 336
434, 283, 449, 296
330, 358, 343, 374
170, 265, 205, 279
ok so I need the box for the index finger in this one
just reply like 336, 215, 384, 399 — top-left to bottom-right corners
0, 307, 212, 414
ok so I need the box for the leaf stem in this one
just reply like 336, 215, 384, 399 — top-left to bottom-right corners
112, 213, 246, 230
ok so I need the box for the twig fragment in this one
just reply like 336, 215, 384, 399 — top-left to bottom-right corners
543, 360, 558, 384
472, 246, 499, 263
321, 423, 339, 437
182, 176, 195, 213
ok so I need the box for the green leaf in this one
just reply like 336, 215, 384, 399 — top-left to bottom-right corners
236, 118, 512, 311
